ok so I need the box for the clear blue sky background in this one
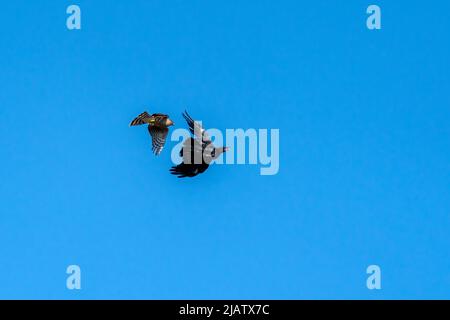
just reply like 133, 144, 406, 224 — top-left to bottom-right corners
0, 1, 449, 299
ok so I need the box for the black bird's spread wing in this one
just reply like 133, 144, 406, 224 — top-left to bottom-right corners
179, 137, 204, 157
170, 138, 211, 178
148, 126, 168, 155
170, 111, 220, 177
182, 111, 211, 143
170, 163, 209, 178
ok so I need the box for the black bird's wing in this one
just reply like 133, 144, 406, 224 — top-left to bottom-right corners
179, 137, 204, 156
148, 126, 169, 155
179, 137, 217, 164
170, 163, 209, 178
182, 111, 211, 143
171, 137, 210, 177
171, 111, 219, 177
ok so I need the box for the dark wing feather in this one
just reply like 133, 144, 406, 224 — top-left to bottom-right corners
171, 137, 210, 177
148, 126, 168, 155
130, 111, 151, 126
182, 111, 211, 143
171, 111, 217, 177
179, 137, 204, 157
170, 163, 209, 178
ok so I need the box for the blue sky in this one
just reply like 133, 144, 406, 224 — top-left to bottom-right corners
0, 1, 449, 299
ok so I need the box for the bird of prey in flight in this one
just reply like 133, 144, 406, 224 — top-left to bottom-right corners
170, 111, 229, 178
130, 111, 174, 155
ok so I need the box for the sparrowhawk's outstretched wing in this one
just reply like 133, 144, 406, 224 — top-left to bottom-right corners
130, 111, 151, 126
148, 126, 169, 155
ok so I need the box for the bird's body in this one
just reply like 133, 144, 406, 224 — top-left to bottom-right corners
130, 112, 173, 128
130, 111, 174, 155
170, 111, 228, 178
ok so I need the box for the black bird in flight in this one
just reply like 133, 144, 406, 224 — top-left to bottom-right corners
130, 111, 174, 155
170, 111, 229, 178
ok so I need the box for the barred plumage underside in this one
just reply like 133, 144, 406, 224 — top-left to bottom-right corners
148, 126, 169, 155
